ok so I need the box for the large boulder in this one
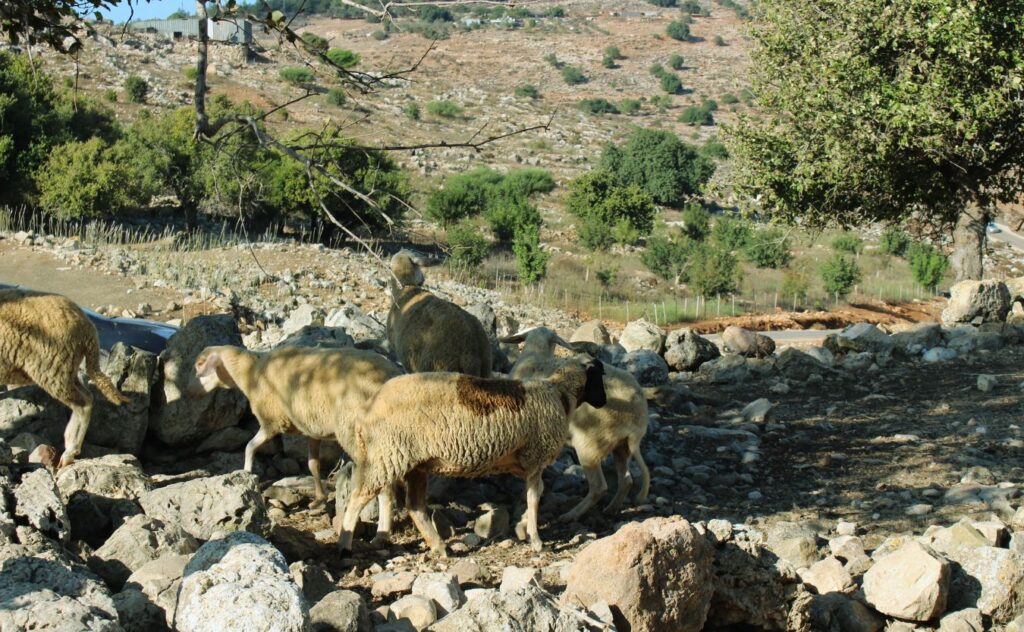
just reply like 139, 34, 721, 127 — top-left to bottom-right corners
619, 350, 670, 386
324, 305, 386, 344
89, 515, 199, 590
0, 385, 72, 448
175, 531, 309, 632
464, 302, 510, 373
722, 326, 776, 358
310, 590, 370, 632
433, 584, 599, 632
118, 553, 191, 631
698, 354, 750, 384
766, 522, 821, 570
149, 315, 248, 447
942, 280, 1011, 325
806, 593, 884, 632
664, 328, 720, 372
87, 343, 159, 455
619, 319, 666, 354
139, 471, 268, 540
774, 347, 827, 381
862, 541, 950, 622
945, 545, 1024, 623
55, 454, 151, 547
824, 323, 894, 357
13, 468, 70, 545
891, 323, 945, 355
281, 304, 324, 336
571, 320, 611, 346
276, 325, 354, 350
563, 517, 714, 632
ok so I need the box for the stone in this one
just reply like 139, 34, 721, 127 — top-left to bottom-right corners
149, 315, 248, 446
942, 280, 1011, 325
115, 586, 170, 632
707, 535, 809, 629
411, 572, 463, 618
196, 426, 253, 453
89, 515, 198, 590
824, 323, 894, 357
474, 506, 510, 540
500, 566, 541, 593
433, 584, 597, 632
807, 593, 884, 632
619, 319, 666, 354
13, 468, 70, 544
334, 461, 380, 526
801, 557, 855, 595
139, 471, 268, 540
290, 561, 336, 603
372, 572, 417, 599
924, 347, 959, 363
563, 517, 714, 632
86, 343, 158, 454
945, 545, 1024, 623
450, 560, 485, 586
977, 374, 997, 392
619, 350, 670, 386
324, 305, 385, 343
862, 541, 950, 622
698, 354, 750, 384
937, 608, 985, 632
663, 328, 720, 372
121, 554, 190, 629
282, 304, 324, 336
55, 454, 151, 546
388, 594, 436, 630
971, 520, 1009, 546
828, 535, 872, 575
276, 325, 354, 350
742, 398, 774, 424
929, 521, 990, 558
722, 326, 776, 358
0, 384, 74, 448
310, 590, 370, 632
766, 522, 820, 570
571, 320, 611, 345
891, 324, 945, 354
176, 531, 310, 632
775, 347, 828, 380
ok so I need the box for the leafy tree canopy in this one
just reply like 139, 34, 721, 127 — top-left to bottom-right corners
599, 127, 715, 207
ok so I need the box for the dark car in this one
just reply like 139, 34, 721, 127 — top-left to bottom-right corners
0, 283, 179, 355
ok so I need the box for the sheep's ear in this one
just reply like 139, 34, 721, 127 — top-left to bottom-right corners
582, 359, 607, 409
193, 351, 225, 394
499, 332, 529, 344
195, 351, 221, 377
553, 335, 576, 351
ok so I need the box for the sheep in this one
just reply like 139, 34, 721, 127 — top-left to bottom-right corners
0, 289, 129, 468
337, 357, 607, 557
501, 327, 650, 522
386, 250, 492, 377
191, 344, 402, 521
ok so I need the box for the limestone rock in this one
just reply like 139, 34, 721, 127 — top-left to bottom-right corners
698, 354, 750, 384
722, 326, 775, 358
411, 572, 463, 617
767, 522, 820, 570
801, 557, 855, 595
13, 468, 70, 544
89, 515, 198, 590
87, 343, 159, 454
310, 590, 370, 632
139, 471, 268, 540
55, 454, 151, 547
276, 325, 354, 350
942, 280, 1011, 325
433, 584, 601, 632
862, 541, 950, 622
571, 320, 611, 345
121, 554, 190, 629
389, 594, 436, 630
619, 350, 670, 386
619, 319, 666, 354
664, 328, 720, 372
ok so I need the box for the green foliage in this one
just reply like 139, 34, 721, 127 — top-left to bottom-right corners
666, 20, 690, 41
649, 63, 666, 78
699, 138, 729, 160
502, 167, 556, 197
566, 170, 656, 250
427, 167, 554, 231
103, 88, 117, 102
681, 202, 710, 241
641, 233, 692, 282
617, 99, 642, 115
37, 137, 156, 218
326, 88, 346, 107
300, 32, 329, 51
820, 254, 861, 298
605, 45, 623, 60
688, 244, 741, 295
513, 222, 549, 284
447, 222, 489, 268
544, 52, 560, 67
647, 0, 677, 6
371, 29, 389, 40
716, 0, 750, 20
578, 98, 618, 115
721, 92, 739, 104
419, 5, 454, 21
649, 95, 672, 112
279, 66, 315, 85
514, 84, 539, 99
404, 102, 420, 120
713, 34, 726, 46
780, 267, 810, 298
561, 65, 586, 85
831, 233, 863, 255
702, 98, 718, 111
123, 75, 149, 103
744, 227, 792, 268
710, 215, 752, 250
880, 226, 911, 257
426, 99, 463, 118
598, 127, 715, 206
738, 87, 755, 104
184, 67, 198, 81
668, 53, 684, 70
678, 103, 714, 126
906, 242, 950, 291
546, 6, 566, 17
326, 47, 361, 68
426, 167, 496, 226
602, 54, 617, 69
660, 73, 683, 94
485, 198, 541, 243
679, 0, 704, 13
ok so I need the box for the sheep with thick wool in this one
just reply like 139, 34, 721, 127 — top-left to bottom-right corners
0, 289, 128, 468
386, 250, 492, 377
338, 357, 607, 557
192, 345, 402, 520
502, 327, 650, 521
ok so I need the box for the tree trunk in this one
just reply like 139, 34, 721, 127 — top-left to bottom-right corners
951, 202, 989, 282
193, 1, 209, 136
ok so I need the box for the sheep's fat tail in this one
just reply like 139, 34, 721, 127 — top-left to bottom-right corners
84, 337, 130, 405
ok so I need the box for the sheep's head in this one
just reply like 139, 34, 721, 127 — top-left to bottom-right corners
582, 358, 607, 408
190, 346, 236, 395
551, 356, 607, 411
500, 327, 574, 356
391, 250, 426, 288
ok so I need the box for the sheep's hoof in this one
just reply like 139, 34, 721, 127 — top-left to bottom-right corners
514, 522, 528, 541
308, 497, 326, 512
429, 546, 449, 559
529, 538, 544, 553
370, 533, 391, 548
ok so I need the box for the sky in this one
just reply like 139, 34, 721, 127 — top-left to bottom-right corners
100, 0, 191, 24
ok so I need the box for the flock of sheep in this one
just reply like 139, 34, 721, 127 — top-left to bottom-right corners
0, 251, 651, 557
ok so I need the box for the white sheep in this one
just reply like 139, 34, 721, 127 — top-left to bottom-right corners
192, 344, 402, 521
0, 289, 129, 468
386, 250, 492, 377
337, 357, 608, 557
501, 327, 650, 522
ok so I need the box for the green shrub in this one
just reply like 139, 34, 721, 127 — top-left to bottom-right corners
666, 20, 691, 41
279, 66, 315, 85
513, 222, 549, 284
907, 242, 949, 291
326, 88, 346, 107
605, 45, 623, 60
598, 127, 715, 206
578, 98, 618, 115
681, 202, 711, 240
702, 98, 719, 111
300, 32, 329, 52
566, 170, 656, 250
660, 73, 683, 94
514, 84, 539, 99
831, 232, 863, 255
649, 63, 666, 77
502, 167, 556, 197
410, 21, 450, 39
427, 167, 552, 230
103, 88, 117, 102
678, 104, 714, 125
820, 254, 861, 298
880, 226, 911, 256
371, 29, 389, 40
739, 87, 755, 104
679, 0, 703, 13
669, 53, 684, 70
780, 267, 811, 299
602, 54, 617, 69
713, 34, 726, 46
544, 52, 560, 67
617, 99, 642, 115
641, 233, 692, 282
647, 0, 677, 6
425, 167, 498, 225
650, 95, 672, 111
689, 244, 741, 295
426, 99, 463, 118
744, 227, 793, 268
561, 65, 586, 85
721, 92, 739, 104
546, 6, 566, 17
404, 102, 420, 120
326, 47, 361, 68
183, 67, 198, 81
699, 138, 729, 159
485, 198, 541, 243
447, 222, 489, 268
123, 75, 149, 103
710, 215, 752, 250
419, 5, 454, 22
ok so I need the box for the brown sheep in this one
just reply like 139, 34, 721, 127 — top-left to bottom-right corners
0, 289, 128, 467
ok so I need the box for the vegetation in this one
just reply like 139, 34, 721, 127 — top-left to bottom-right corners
617, 99, 642, 115
831, 233, 863, 255
485, 198, 542, 243
713, 35, 726, 46
668, 53, 684, 70
326, 48, 360, 68
578, 98, 619, 115
678, 103, 714, 126
641, 233, 692, 284
699, 138, 729, 160
426, 100, 463, 118
688, 244, 741, 295
426, 166, 554, 237
123, 75, 149, 103
561, 65, 587, 85
599, 128, 714, 207
300, 32, 329, 52
325, 88, 346, 107
514, 84, 539, 99
880, 226, 911, 257
403, 102, 420, 120
710, 215, 752, 251
907, 242, 950, 292
666, 20, 691, 41
566, 170, 656, 250
720, 92, 739, 105
447, 222, 489, 268
659, 73, 683, 95
513, 222, 549, 284
103, 88, 117, 102
820, 255, 861, 299
744, 227, 792, 269
279, 66, 315, 85
681, 203, 710, 241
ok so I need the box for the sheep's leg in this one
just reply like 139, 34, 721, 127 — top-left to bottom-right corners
559, 461, 608, 523
370, 485, 395, 548
307, 438, 325, 509
605, 442, 635, 513
632, 439, 650, 503
405, 469, 447, 558
243, 427, 275, 473
55, 377, 93, 469
524, 472, 545, 552
338, 465, 379, 552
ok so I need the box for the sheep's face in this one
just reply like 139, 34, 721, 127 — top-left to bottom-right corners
192, 349, 233, 393
391, 251, 425, 287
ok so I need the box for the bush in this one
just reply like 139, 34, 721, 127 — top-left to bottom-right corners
544, 52, 560, 67
669, 53, 684, 70
710, 215, 752, 250
702, 98, 719, 111
578, 98, 619, 115
647, 0, 677, 6
739, 87, 755, 104
103, 88, 117, 102
650, 95, 672, 111
425, 167, 498, 225
699, 138, 729, 159
598, 127, 715, 206
744, 227, 793, 268
566, 170, 657, 250
419, 5, 454, 22
780, 267, 810, 299
371, 29, 389, 40
123, 75, 149, 103
678, 104, 714, 125
428, 167, 553, 231
602, 54, 617, 69
679, 0, 703, 13
681, 202, 711, 240
426, 99, 463, 118
300, 32, 329, 52
689, 244, 741, 295
907, 242, 949, 291
617, 99, 642, 115
314, 89, 342, 110
326, 47, 361, 68
404, 102, 420, 120
184, 67, 198, 81
660, 73, 683, 94
513, 223, 549, 284
502, 167, 556, 197
880, 226, 911, 256
546, 6, 566, 17
831, 232, 863, 255
561, 65, 586, 85
721, 92, 739, 104
641, 233, 692, 282
485, 198, 541, 243
820, 254, 861, 298
605, 45, 623, 60
447, 222, 489, 268
713, 34, 726, 46
649, 62, 666, 77
514, 84, 539, 99
279, 66, 315, 85
666, 20, 691, 41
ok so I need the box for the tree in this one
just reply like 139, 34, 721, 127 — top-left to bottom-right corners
820, 254, 861, 299
880, 226, 911, 257
681, 202, 710, 240
447, 222, 489, 268
710, 215, 752, 251
688, 244, 741, 295
641, 233, 693, 284
906, 242, 950, 292
566, 170, 656, 250
599, 127, 715, 206
513, 223, 549, 284
727, 0, 1024, 281
666, 20, 690, 41
744, 227, 792, 268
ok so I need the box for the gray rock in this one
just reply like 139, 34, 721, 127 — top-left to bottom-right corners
948, 330, 1005, 355
619, 350, 670, 386
333, 462, 379, 528
388, 594, 436, 630
465, 303, 511, 373
433, 584, 599, 632
942, 280, 1011, 325
276, 325, 354, 350
176, 531, 309, 632
891, 324, 945, 354
121, 554, 190, 629
0, 384, 72, 448
742, 398, 774, 424
800, 556, 855, 595
55, 454, 151, 545
766, 522, 820, 570
619, 319, 666, 354
114, 586, 169, 632
924, 347, 959, 363
722, 326, 776, 358
14, 468, 70, 544
474, 507, 510, 540
863, 541, 950, 622
290, 560, 336, 603
571, 320, 611, 345
196, 426, 253, 453
824, 323, 894, 357
664, 328, 720, 372
976, 374, 997, 392
139, 471, 268, 540
500, 566, 541, 593
412, 572, 463, 617
807, 592, 884, 632
84, 343, 158, 454
945, 545, 1024, 623
937, 608, 985, 632
310, 590, 370, 632
282, 304, 324, 336
89, 515, 198, 590
324, 305, 385, 343
697, 354, 750, 384
149, 315, 248, 447
775, 347, 827, 380
802, 346, 835, 368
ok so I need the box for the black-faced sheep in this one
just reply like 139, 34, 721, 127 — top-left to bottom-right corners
338, 357, 607, 557
502, 327, 650, 521
0, 289, 129, 467
386, 250, 492, 377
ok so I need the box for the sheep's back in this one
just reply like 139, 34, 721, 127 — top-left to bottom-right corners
0, 290, 93, 374
389, 290, 491, 376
